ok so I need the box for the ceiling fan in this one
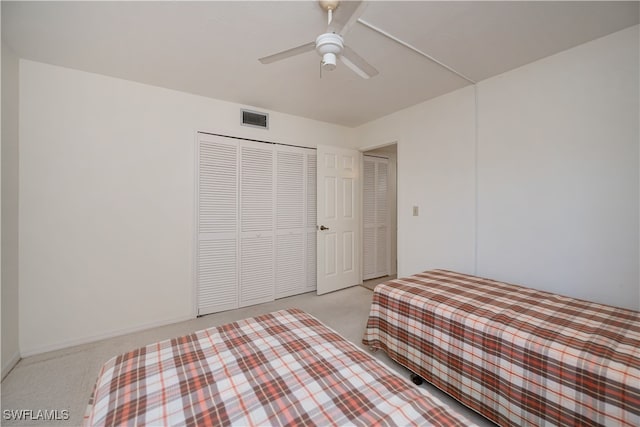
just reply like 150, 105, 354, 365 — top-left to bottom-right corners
258, 0, 378, 79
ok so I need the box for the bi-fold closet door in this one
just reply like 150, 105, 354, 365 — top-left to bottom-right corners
363, 156, 389, 280
196, 133, 316, 316
275, 145, 317, 298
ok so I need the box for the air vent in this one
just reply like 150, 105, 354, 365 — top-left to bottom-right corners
241, 109, 269, 129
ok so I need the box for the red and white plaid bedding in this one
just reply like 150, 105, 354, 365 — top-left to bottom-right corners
84, 308, 475, 426
362, 269, 640, 427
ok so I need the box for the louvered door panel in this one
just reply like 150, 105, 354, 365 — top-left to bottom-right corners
307, 153, 317, 228
197, 134, 239, 315
363, 227, 376, 278
363, 158, 376, 226
362, 156, 389, 281
240, 142, 275, 307
240, 236, 274, 306
376, 226, 388, 277
363, 157, 377, 280
198, 239, 237, 314
306, 231, 317, 290
375, 160, 389, 277
306, 152, 317, 291
376, 161, 388, 225
277, 151, 304, 229
199, 140, 237, 234
241, 145, 273, 232
276, 233, 305, 298
275, 147, 308, 298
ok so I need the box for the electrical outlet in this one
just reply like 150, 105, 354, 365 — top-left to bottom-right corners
413, 206, 419, 216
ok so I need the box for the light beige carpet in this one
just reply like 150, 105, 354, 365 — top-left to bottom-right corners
361, 274, 397, 291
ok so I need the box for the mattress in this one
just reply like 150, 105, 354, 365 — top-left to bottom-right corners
84, 308, 475, 426
362, 269, 640, 427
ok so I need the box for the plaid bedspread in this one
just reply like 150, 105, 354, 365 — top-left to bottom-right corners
84, 308, 475, 426
362, 269, 640, 427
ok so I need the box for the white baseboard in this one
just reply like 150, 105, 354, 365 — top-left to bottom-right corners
20, 315, 193, 358
2, 351, 21, 380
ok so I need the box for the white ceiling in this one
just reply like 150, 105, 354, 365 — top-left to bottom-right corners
3, 1, 638, 127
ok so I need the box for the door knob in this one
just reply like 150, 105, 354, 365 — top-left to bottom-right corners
319, 225, 330, 231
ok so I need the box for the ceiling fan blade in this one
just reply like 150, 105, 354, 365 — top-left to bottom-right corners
329, 1, 368, 36
259, 41, 316, 64
341, 45, 378, 79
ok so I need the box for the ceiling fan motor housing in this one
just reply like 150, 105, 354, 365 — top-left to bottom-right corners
316, 33, 343, 71
319, 0, 340, 12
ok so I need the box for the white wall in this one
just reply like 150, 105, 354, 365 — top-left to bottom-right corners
476, 25, 639, 309
18, 60, 355, 355
358, 86, 478, 277
2, 41, 21, 377
14, 24, 640, 356
356, 25, 639, 310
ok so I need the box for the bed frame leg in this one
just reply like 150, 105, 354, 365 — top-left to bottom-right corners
410, 373, 424, 385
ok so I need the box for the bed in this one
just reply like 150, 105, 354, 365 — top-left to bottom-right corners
362, 269, 640, 427
84, 308, 476, 426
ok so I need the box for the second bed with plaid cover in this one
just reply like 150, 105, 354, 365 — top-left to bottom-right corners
84, 308, 475, 426
362, 269, 640, 427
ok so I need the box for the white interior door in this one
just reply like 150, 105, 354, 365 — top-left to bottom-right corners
316, 145, 360, 295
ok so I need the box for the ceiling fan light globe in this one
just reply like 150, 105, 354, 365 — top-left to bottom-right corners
322, 53, 337, 70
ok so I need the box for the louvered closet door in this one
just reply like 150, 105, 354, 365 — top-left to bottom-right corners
375, 160, 389, 278
306, 152, 317, 291
197, 134, 239, 315
362, 156, 389, 280
275, 146, 306, 299
239, 141, 275, 307
363, 157, 377, 280
197, 133, 316, 315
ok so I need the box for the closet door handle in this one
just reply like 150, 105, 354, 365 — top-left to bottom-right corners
319, 225, 330, 231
